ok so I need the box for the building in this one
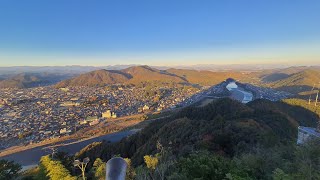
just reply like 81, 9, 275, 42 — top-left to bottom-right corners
79, 120, 87, 125
111, 112, 117, 118
89, 120, 99, 126
60, 101, 80, 107
297, 126, 320, 144
86, 116, 98, 122
102, 110, 117, 118
59, 128, 71, 134
142, 105, 150, 112
102, 110, 112, 118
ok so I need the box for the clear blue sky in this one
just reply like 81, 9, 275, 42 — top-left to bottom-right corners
0, 0, 319, 66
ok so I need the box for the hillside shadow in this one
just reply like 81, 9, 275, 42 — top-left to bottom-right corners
248, 99, 319, 128
106, 70, 133, 79
275, 85, 314, 94
261, 73, 290, 83
160, 70, 189, 82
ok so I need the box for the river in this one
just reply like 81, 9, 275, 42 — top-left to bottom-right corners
226, 82, 253, 103
0, 130, 138, 170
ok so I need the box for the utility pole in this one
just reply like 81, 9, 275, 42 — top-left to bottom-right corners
309, 83, 315, 105
48, 147, 57, 159
316, 91, 319, 107
315, 83, 319, 107
74, 157, 90, 180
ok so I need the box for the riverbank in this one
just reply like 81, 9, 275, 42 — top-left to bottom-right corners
0, 129, 138, 169
0, 114, 145, 158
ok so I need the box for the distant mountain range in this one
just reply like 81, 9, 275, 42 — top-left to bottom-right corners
2, 64, 318, 75
0, 73, 73, 89
55, 65, 251, 88
1, 65, 320, 95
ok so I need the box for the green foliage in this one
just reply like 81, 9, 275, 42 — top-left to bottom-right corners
54, 151, 74, 173
124, 158, 136, 180
77, 98, 317, 162
168, 152, 250, 180
0, 159, 22, 180
290, 140, 320, 179
135, 143, 175, 180
21, 166, 40, 180
74, 98, 320, 179
37, 155, 75, 180
92, 158, 106, 180
272, 168, 291, 180
282, 98, 320, 118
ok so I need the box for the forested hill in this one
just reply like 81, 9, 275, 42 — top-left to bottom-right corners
76, 98, 318, 167
0, 73, 71, 89
54, 65, 253, 88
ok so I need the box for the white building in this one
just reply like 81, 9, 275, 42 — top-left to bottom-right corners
102, 110, 112, 118
143, 105, 150, 112
102, 110, 117, 119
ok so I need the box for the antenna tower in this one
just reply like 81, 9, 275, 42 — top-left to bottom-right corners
315, 83, 319, 107
309, 83, 315, 105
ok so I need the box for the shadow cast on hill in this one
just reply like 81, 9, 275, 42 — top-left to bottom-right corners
106, 70, 133, 79
160, 70, 189, 82
275, 85, 314, 94
261, 73, 290, 83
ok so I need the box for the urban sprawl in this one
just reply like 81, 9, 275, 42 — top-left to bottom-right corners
0, 81, 291, 150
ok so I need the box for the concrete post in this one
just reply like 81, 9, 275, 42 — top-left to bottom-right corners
106, 157, 127, 180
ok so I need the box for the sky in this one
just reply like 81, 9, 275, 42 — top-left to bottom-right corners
0, 0, 319, 66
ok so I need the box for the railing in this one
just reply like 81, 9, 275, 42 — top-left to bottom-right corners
106, 157, 127, 180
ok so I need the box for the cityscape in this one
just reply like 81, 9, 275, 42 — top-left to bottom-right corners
0, 75, 295, 151
0, 83, 199, 150
0, 1, 320, 180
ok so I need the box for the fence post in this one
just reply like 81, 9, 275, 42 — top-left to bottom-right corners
106, 157, 127, 180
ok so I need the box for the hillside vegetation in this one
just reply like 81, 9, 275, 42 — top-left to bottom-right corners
55, 69, 131, 88
261, 69, 320, 95
64, 98, 319, 179
19, 99, 320, 179
271, 69, 320, 88
282, 98, 320, 117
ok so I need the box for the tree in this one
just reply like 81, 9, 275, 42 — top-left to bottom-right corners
0, 159, 22, 180
144, 155, 159, 170
272, 168, 290, 180
124, 158, 136, 180
168, 152, 250, 180
291, 140, 320, 179
92, 158, 106, 180
38, 155, 75, 180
